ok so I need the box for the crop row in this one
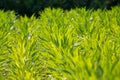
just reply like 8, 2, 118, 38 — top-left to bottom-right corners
0, 6, 120, 80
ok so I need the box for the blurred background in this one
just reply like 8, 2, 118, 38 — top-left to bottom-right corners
0, 0, 120, 16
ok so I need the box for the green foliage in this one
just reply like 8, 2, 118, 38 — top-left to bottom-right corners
39, 6, 120, 80
0, 6, 120, 80
0, 11, 48, 80
0, 11, 16, 79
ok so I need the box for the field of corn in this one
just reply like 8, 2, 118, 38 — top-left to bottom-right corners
0, 6, 120, 80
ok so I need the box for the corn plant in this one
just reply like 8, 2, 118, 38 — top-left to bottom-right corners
7, 15, 49, 80
0, 10, 16, 79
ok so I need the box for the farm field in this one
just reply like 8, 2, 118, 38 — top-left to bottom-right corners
0, 6, 120, 80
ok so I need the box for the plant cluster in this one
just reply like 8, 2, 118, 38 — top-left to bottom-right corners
0, 6, 120, 80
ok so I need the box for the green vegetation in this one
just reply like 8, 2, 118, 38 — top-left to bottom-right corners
0, 6, 120, 80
